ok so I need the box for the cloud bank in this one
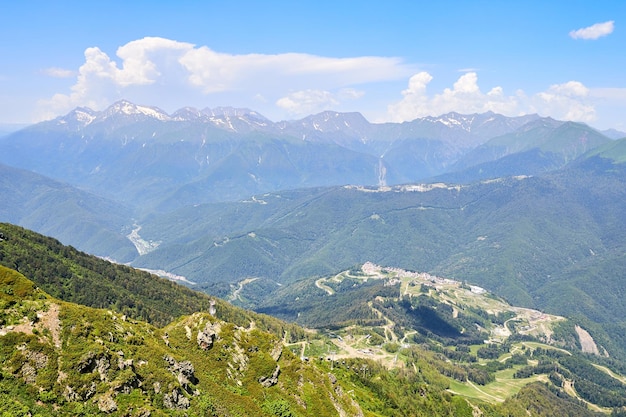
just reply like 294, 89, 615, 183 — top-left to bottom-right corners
387, 72, 597, 124
37, 37, 412, 120
569, 21, 615, 40
37, 37, 611, 126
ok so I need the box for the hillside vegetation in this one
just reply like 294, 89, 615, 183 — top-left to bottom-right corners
0, 224, 617, 416
128, 153, 626, 358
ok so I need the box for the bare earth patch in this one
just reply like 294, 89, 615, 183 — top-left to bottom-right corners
575, 325, 599, 355
0, 302, 62, 348
39, 303, 62, 348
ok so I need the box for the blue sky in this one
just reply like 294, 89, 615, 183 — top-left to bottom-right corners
1, 0, 625, 130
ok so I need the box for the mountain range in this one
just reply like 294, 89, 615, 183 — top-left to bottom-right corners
3, 100, 626, 358
1, 100, 615, 214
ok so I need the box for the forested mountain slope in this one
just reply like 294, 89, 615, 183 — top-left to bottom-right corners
128, 147, 626, 358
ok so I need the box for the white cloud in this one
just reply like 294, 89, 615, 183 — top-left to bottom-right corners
569, 21, 614, 40
533, 81, 595, 122
275, 87, 364, 116
337, 88, 365, 100
457, 67, 480, 73
388, 72, 597, 124
276, 89, 339, 115
388, 72, 519, 122
179, 48, 409, 93
37, 37, 411, 120
41, 67, 75, 78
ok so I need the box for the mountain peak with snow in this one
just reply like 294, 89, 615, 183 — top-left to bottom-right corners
102, 100, 171, 121
51, 107, 98, 129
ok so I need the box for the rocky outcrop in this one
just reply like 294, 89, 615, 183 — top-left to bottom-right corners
117, 350, 133, 370
258, 365, 280, 387
270, 342, 283, 362
164, 355, 198, 390
96, 356, 111, 381
98, 393, 118, 413
326, 373, 364, 417
163, 388, 190, 410
197, 321, 221, 350
76, 351, 111, 381
16, 346, 49, 384
21, 362, 37, 384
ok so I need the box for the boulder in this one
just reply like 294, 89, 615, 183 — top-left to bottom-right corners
163, 388, 190, 410
98, 393, 118, 413
197, 321, 221, 350
258, 365, 280, 388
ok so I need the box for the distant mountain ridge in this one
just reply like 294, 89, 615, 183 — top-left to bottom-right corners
49, 100, 273, 132
64, 102, 549, 154
0, 163, 136, 261
0, 100, 611, 213
0, 99, 617, 267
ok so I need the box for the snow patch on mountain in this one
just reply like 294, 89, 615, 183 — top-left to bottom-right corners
104, 100, 171, 121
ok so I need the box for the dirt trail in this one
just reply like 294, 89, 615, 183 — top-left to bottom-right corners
368, 302, 397, 342
229, 278, 259, 302
285, 341, 307, 358
40, 303, 62, 348
315, 278, 334, 295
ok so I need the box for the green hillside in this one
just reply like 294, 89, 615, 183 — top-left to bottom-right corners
0, 226, 615, 416
584, 137, 626, 164
0, 163, 136, 261
455, 120, 610, 170
0, 222, 217, 327
127, 155, 626, 361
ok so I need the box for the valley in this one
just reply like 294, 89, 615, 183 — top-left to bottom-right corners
126, 223, 161, 256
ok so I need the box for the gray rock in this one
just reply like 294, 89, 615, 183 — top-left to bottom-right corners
64, 386, 80, 402
98, 393, 118, 413
21, 362, 37, 384
164, 355, 198, 389
163, 388, 190, 410
197, 321, 221, 350
258, 365, 280, 387
96, 356, 110, 381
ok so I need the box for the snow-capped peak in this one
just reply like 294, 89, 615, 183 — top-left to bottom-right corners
431, 112, 476, 131
103, 100, 171, 121
70, 107, 97, 124
54, 107, 97, 127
